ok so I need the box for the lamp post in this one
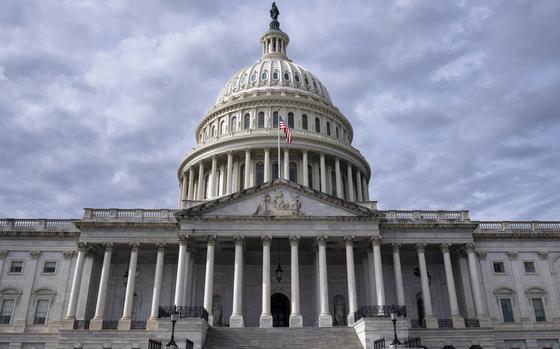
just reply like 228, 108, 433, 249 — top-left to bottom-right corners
166, 305, 179, 349
390, 312, 401, 346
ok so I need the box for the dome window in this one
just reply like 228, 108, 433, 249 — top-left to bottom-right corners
326, 122, 331, 136
231, 116, 237, 132
272, 71, 279, 80
304, 77, 309, 86
258, 112, 265, 128
294, 74, 300, 83
251, 72, 258, 83
261, 70, 269, 81
283, 72, 290, 81
288, 112, 294, 128
241, 74, 248, 85
273, 111, 279, 128
314, 117, 321, 133
302, 114, 308, 130
244, 113, 251, 129
313, 80, 318, 89
335, 127, 339, 139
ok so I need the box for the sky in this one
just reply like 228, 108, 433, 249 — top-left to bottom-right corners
0, 0, 559, 221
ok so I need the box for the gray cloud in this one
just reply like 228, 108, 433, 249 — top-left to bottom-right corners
0, 0, 559, 221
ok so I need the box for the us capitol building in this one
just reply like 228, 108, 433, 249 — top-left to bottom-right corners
1, 4, 559, 349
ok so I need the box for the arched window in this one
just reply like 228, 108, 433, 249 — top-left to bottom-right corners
212, 125, 216, 137
231, 116, 237, 132
302, 114, 308, 130
0, 288, 21, 325
326, 122, 331, 136
239, 164, 245, 190
289, 162, 297, 182
32, 288, 55, 325
220, 120, 227, 135
527, 287, 547, 322
244, 113, 250, 129
315, 117, 321, 133
273, 111, 279, 128
287, 112, 294, 128
272, 161, 279, 180
258, 111, 265, 128
256, 162, 264, 185
336, 127, 339, 138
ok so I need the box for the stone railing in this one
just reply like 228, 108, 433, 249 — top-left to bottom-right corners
383, 210, 470, 222
0, 219, 78, 231
83, 209, 177, 222
476, 221, 560, 233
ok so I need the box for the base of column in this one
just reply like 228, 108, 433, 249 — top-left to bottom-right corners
117, 318, 131, 331
62, 317, 75, 330
347, 313, 355, 326
259, 314, 273, 328
477, 315, 492, 328
89, 318, 103, 330
319, 314, 333, 327
424, 316, 438, 329
146, 317, 159, 330
452, 315, 465, 328
230, 314, 245, 328
289, 314, 303, 327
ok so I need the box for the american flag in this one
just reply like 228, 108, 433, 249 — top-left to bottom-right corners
279, 117, 292, 144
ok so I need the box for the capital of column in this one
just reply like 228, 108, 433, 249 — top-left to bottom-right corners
316, 235, 327, 246
537, 251, 548, 261
0, 251, 7, 259
155, 242, 166, 252
233, 235, 245, 245
77, 242, 88, 252
63, 251, 75, 259
416, 242, 427, 253
30, 250, 41, 259
477, 251, 487, 260
440, 243, 451, 253
506, 251, 518, 260
344, 235, 354, 245
289, 235, 300, 246
370, 236, 381, 246
207, 235, 217, 246
262, 235, 272, 246
392, 243, 401, 253
179, 235, 191, 246
129, 242, 141, 251
103, 242, 115, 251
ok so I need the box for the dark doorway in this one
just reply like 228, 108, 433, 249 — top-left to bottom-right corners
271, 293, 290, 327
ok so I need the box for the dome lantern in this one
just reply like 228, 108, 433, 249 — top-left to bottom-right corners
260, 2, 289, 58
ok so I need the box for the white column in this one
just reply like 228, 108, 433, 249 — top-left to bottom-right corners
147, 242, 166, 329
203, 236, 216, 323
362, 177, 369, 201
90, 242, 114, 330
367, 251, 376, 305
302, 151, 309, 186
346, 163, 355, 202
320, 153, 327, 193
283, 148, 290, 180
345, 236, 358, 325
209, 156, 217, 198
197, 161, 205, 200
441, 243, 464, 328
417, 243, 437, 328
372, 237, 385, 306
181, 174, 188, 207
317, 236, 332, 327
466, 243, 487, 317
226, 152, 233, 194
356, 171, 363, 201
64, 243, 87, 325
174, 237, 188, 306
260, 236, 273, 327
392, 243, 405, 307
187, 168, 195, 200
289, 235, 303, 327
264, 148, 271, 183
230, 235, 245, 327
334, 158, 343, 199
118, 242, 140, 330
181, 247, 192, 306
244, 150, 251, 189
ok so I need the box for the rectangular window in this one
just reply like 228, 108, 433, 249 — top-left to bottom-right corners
9, 261, 23, 273
43, 261, 56, 274
33, 299, 49, 325
493, 261, 505, 273
532, 298, 546, 322
0, 299, 15, 324
500, 298, 514, 322
524, 261, 536, 273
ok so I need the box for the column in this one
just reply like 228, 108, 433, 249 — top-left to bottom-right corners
264, 148, 271, 183
371, 237, 385, 306
118, 242, 140, 330
283, 148, 290, 180
417, 243, 437, 328
181, 247, 192, 306
174, 237, 188, 306
317, 236, 332, 327
187, 168, 195, 200
320, 153, 327, 193
147, 242, 166, 330
244, 150, 251, 189
209, 156, 217, 198
334, 158, 343, 199
466, 243, 488, 319
230, 235, 245, 327
63, 242, 87, 329
260, 236, 273, 327
345, 236, 358, 325
289, 236, 303, 327
302, 151, 309, 186
441, 243, 464, 328
181, 173, 188, 206
197, 161, 205, 200
90, 242, 114, 330
346, 163, 355, 201
203, 236, 216, 324
226, 152, 233, 194
367, 251, 376, 305
356, 171, 363, 201
392, 243, 405, 307
362, 177, 369, 201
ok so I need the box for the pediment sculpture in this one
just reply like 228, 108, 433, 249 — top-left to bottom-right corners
253, 189, 304, 216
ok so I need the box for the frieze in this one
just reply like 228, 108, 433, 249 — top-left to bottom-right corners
253, 190, 303, 217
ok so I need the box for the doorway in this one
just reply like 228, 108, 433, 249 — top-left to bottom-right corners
271, 293, 290, 327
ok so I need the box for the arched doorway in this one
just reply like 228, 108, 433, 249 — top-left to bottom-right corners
271, 293, 290, 327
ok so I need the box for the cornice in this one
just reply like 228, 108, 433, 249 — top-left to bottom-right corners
0, 231, 80, 239
473, 232, 560, 240
380, 222, 479, 231
179, 215, 379, 223
75, 221, 178, 230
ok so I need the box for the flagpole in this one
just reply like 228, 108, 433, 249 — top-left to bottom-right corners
277, 118, 281, 180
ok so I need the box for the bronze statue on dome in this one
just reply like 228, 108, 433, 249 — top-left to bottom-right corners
270, 2, 279, 21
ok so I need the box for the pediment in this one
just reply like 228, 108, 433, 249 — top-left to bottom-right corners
175, 180, 380, 219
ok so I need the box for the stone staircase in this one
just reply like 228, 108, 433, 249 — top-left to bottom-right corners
202, 327, 363, 348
